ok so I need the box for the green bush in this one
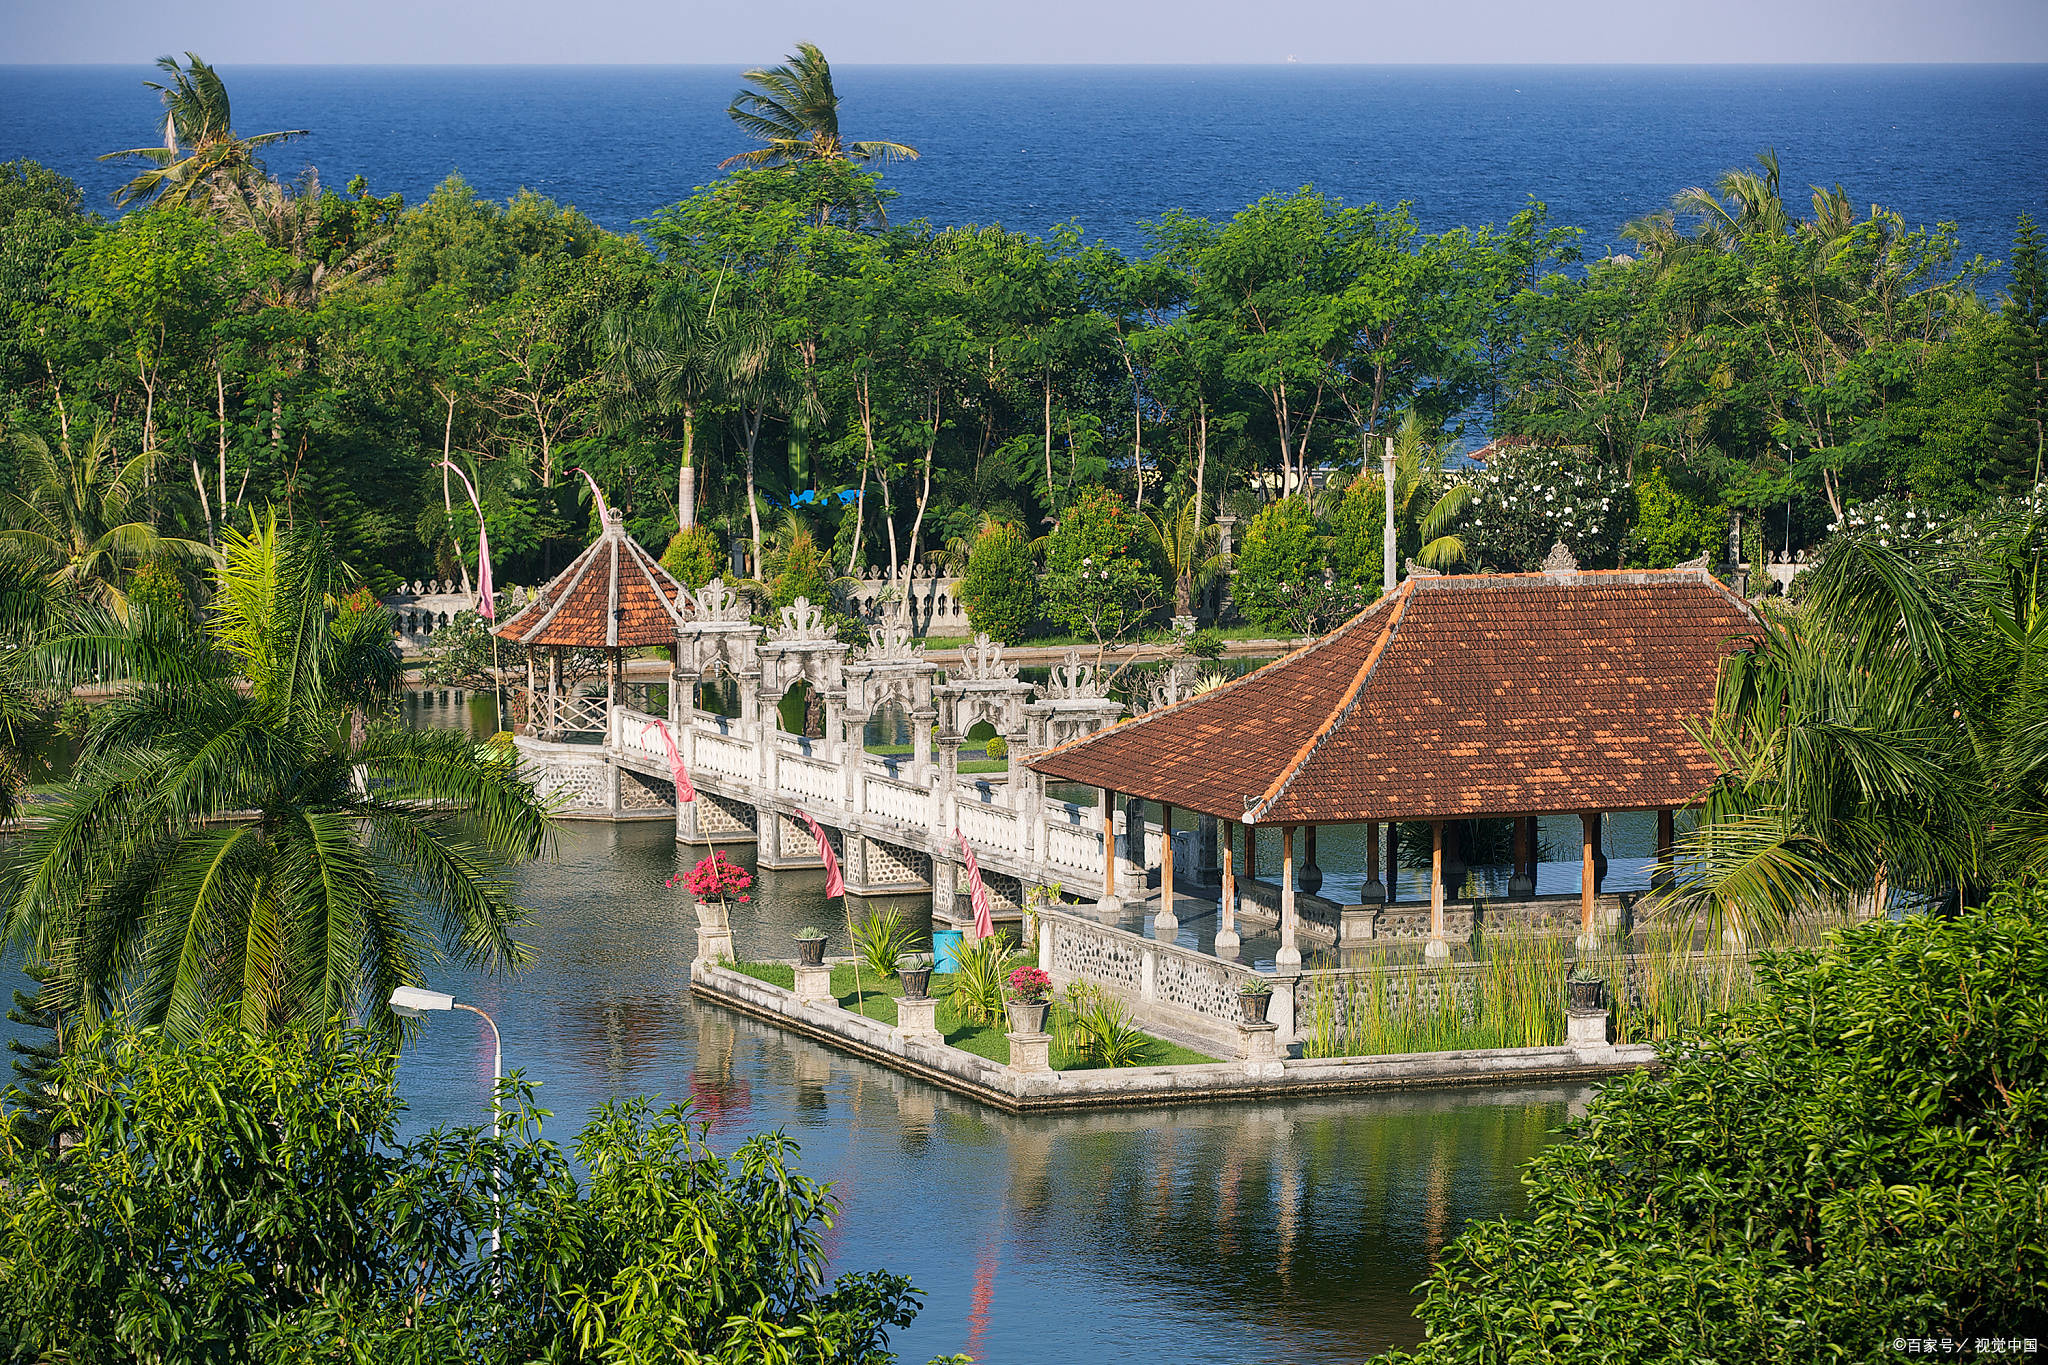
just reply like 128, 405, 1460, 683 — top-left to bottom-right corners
660, 525, 723, 590
947, 933, 1024, 1027
983, 735, 1008, 761
1388, 892, 2048, 1361
1041, 488, 1165, 647
1231, 497, 1326, 632
0, 1015, 931, 1363
1627, 461, 1730, 568
958, 522, 1038, 643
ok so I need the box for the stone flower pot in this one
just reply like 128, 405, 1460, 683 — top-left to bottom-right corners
1566, 974, 1607, 1013
1239, 989, 1271, 1025
795, 935, 828, 968
899, 964, 933, 1000
695, 899, 729, 931
1005, 999, 1050, 1035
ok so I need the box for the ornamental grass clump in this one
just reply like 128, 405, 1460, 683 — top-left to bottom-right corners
946, 934, 1021, 1027
849, 907, 918, 980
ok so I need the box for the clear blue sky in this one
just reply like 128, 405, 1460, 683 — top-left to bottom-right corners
4, 0, 2046, 65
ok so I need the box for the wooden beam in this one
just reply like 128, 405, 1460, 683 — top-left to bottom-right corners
1102, 789, 1116, 897
1580, 812, 1598, 935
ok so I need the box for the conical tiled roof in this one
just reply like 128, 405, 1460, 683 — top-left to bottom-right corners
1028, 566, 1758, 824
494, 510, 693, 648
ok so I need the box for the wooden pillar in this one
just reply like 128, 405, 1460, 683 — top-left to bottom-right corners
1579, 812, 1598, 942
1277, 826, 1300, 971
1101, 788, 1118, 904
523, 652, 537, 735
1301, 824, 1322, 894
1156, 804, 1179, 933
1655, 808, 1675, 891
1245, 825, 1258, 883
547, 649, 562, 738
1217, 821, 1240, 956
1426, 819, 1449, 960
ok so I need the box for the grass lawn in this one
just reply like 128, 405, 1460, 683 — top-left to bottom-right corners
725, 960, 1215, 1070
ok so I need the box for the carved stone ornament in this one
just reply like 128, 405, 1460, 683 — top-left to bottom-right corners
860, 621, 921, 662
1542, 540, 1580, 577
1043, 650, 1105, 700
773, 596, 833, 641
957, 632, 1015, 682
693, 578, 751, 622
1404, 557, 1442, 579
1676, 553, 1712, 574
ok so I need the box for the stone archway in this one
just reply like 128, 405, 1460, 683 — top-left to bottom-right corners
696, 663, 742, 720
775, 679, 826, 738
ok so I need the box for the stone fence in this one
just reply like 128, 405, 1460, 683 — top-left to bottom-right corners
1036, 905, 1277, 1055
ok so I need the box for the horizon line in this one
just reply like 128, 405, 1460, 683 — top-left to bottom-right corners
6, 58, 2048, 68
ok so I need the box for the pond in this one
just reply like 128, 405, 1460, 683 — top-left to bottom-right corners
0, 688, 1592, 1364
385, 689, 1588, 1363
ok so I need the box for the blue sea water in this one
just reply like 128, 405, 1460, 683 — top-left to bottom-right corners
4, 64, 2045, 264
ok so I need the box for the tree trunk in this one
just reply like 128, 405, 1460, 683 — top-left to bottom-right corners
743, 404, 765, 579
439, 387, 471, 597
1043, 374, 1056, 513
904, 389, 943, 597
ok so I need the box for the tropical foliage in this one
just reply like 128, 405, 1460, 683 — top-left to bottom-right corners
1387, 889, 2048, 1361
0, 1016, 946, 1364
0, 515, 552, 1040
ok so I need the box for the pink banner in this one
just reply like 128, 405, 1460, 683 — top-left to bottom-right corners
956, 831, 995, 939
642, 720, 695, 803
437, 460, 495, 621
795, 808, 846, 900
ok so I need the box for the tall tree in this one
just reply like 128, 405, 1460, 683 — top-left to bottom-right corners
721, 43, 918, 223
99, 54, 308, 212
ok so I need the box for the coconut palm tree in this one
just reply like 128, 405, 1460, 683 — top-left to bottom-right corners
1144, 495, 1223, 618
721, 43, 916, 223
0, 426, 213, 617
99, 53, 308, 212
1383, 413, 1471, 570
722, 43, 919, 172
1, 512, 553, 1042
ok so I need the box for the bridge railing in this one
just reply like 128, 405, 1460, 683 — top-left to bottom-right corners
694, 728, 755, 782
610, 707, 671, 768
956, 800, 1023, 855
776, 747, 842, 807
1039, 906, 1269, 1054
865, 773, 928, 828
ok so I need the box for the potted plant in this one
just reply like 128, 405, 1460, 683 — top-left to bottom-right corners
676, 850, 752, 928
898, 952, 934, 1000
1566, 968, 1606, 1013
794, 926, 828, 967
1238, 974, 1273, 1025
1004, 966, 1053, 1034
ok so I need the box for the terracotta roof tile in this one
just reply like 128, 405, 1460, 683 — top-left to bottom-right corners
1027, 569, 1756, 823
495, 514, 692, 648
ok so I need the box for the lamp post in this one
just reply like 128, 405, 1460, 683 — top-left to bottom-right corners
391, 985, 504, 1256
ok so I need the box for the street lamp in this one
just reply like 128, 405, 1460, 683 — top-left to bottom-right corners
391, 985, 504, 1256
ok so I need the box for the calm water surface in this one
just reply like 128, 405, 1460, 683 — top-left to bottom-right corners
389, 691, 1586, 1362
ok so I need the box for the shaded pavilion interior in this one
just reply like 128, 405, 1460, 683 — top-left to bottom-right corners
1027, 560, 1757, 968
493, 507, 695, 736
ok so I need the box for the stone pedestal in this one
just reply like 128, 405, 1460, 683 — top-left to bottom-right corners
896, 995, 941, 1042
1339, 906, 1379, 943
1424, 934, 1451, 961
694, 923, 734, 965
1509, 871, 1536, 898
793, 963, 834, 1004
1095, 893, 1123, 916
1239, 1021, 1284, 1078
1359, 877, 1385, 907
1006, 1031, 1052, 1075
1567, 1007, 1610, 1052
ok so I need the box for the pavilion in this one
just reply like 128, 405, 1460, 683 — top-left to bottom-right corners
1026, 550, 1757, 967
494, 506, 695, 738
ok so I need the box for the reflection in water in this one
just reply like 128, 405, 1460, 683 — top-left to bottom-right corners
366, 694, 1586, 1361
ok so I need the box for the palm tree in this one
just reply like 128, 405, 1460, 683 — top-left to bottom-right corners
100, 54, 308, 212
721, 43, 917, 222
1144, 495, 1223, 617
0, 425, 213, 617
1379, 413, 1471, 570
1, 513, 553, 1041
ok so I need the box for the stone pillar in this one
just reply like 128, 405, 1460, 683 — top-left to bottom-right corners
1277, 826, 1300, 971
1578, 812, 1599, 948
1155, 803, 1179, 935
1426, 819, 1450, 961
911, 706, 936, 782
1386, 821, 1400, 904
1510, 814, 1536, 898
931, 859, 958, 923
897, 994, 941, 1042
1362, 821, 1385, 904
1117, 795, 1146, 893
842, 713, 867, 812
1216, 821, 1240, 957
693, 905, 734, 965
1196, 814, 1220, 887
1098, 788, 1120, 911
793, 963, 834, 1004
546, 650, 562, 739
524, 653, 538, 735
1301, 825, 1323, 895
842, 833, 868, 889
1239, 1021, 1283, 1077
1006, 1029, 1052, 1074
1655, 808, 1675, 891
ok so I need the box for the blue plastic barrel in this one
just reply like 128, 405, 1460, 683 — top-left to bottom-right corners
933, 929, 965, 973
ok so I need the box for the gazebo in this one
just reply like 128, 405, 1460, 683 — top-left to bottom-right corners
1027, 551, 1757, 967
494, 507, 695, 738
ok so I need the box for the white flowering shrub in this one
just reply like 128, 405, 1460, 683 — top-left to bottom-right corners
1461, 445, 1634, 572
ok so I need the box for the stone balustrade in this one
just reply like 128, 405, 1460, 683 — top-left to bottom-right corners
1037, 905, 1277, 1056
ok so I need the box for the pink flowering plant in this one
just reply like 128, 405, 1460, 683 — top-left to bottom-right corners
670, 850, 752, 909
1006, 966, 1052, 1005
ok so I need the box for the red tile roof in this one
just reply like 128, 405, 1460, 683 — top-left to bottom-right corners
1028, 568, 1757, 824
494, 512, 693, 648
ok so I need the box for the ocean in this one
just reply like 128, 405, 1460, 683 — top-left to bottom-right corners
4, 64, 2046, 264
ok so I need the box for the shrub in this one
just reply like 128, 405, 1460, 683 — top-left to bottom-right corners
1387, 892, 2048, 1361
983, 735, 1008, 761
660, 525, 723, 590
0, 1016, 928, 1363
947, 933, 1023, 1026
958, 522, 1038, 643
1462, 443, 1632, 571
1626, 461, 1729, 568
1231, 496, 1326, 632
1041, 488, 1165, 647
850, 906, 919, 980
